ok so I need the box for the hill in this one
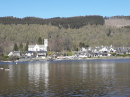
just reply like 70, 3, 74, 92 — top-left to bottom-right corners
0, 24, 130, 53
0, 15, 130, 54
105, 19, 130, 27
0, 16, 104, 29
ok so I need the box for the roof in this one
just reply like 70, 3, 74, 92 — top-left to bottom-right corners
116, 47, 130, 53
29, 44, 45, 48
25, 51, 33, 53
8, 51, 22, 57
29, 45, 35, 48
37, 51, 47, 53
38, 45, 45, 48
13, 51, 21, 54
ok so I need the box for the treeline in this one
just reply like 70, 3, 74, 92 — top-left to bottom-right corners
104, 15, 130, 20
0, 16, 104, 29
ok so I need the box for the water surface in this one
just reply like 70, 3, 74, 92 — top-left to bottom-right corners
0, 59, 130, 96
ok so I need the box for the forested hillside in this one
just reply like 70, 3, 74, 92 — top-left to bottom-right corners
0, 15, 130, 54
1, 24, 130, 53
0, 16, 104, 29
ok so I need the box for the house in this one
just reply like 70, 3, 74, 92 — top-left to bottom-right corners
80, 47, 87, 52
92, 45, 116, 57
99, 46, 108, 53
116, 47, 130, 55
36, 51, 47, 58
25, 51, 34, 57
108, 47, 116, 53
8, 51, 22, 57
28, 39, 48, 51
76, 51, 87, 58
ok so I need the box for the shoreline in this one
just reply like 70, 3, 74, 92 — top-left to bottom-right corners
1, 56, 130, 63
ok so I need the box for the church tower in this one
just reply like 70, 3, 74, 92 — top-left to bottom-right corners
44, 39, 48, 48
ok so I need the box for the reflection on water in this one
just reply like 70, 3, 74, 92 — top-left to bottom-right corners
28, 62, 49, 89
100, 61, 115, 79
0, 59, 130, 96
80, 62, 87, 79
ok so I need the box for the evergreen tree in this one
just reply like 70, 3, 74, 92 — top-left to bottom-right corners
37, 37, 42, 44
86, 45, 89, 48
24, 41, 29, 51
82, 43, 85, 47
79, 42, 82, 48
19, 43, 23, 51
76, 48, 78, 51
79, 42, 86, 48
13, 43, 18, 51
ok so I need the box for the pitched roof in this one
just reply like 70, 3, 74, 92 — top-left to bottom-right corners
29, 45, 35, 48
13, 51, 21, 54
116, 47, 129, 53
38, 45, 44, 48
29, 44, 44, 48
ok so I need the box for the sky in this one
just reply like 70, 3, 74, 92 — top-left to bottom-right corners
0, 0, 130, 19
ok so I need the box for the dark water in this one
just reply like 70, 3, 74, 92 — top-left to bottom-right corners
0, 59, 130, 96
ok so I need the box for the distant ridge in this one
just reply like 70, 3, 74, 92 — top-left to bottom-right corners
105, 19, 130, 27
0, 15, 104, 29
104, 16, 130, 27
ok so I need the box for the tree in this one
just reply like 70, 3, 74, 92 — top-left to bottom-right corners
79, 42, 86, 48
63, 35, 72, 51
13, 43, 18, 51
86, 45, 89, 48
19, 43, 23, 51
37, 37, 42, 44
79, 42, 82, 48
107, 29, 111, 37
0, 46, 3, 55
82, 43, 85, 47
76, 48, 78, 51
24, 41, 29, 51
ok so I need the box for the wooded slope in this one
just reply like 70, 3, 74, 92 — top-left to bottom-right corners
0, 15, 130, 53
0, 16, 104, 29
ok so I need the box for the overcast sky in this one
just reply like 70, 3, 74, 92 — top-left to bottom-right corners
0, 0, 130, 18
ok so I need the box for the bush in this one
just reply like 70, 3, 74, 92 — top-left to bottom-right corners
111, 53, 116, 56
9, 56, 19, 61
67, 52, 72, 56
0, 55, 9, 61
48, 52, 52, 56
64, 53, 68, 56
3, 55, 8, 59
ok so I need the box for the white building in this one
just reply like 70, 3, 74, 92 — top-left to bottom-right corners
80, 47, 87, 51
28, 39, 48, 51
8, 51, 22, 57
99, 46, 108, 53
99, 46, 116, 53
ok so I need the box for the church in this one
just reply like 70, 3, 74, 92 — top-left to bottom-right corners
28, 39, 48, 51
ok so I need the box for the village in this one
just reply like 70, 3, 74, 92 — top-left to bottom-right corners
6, 39, 130, 62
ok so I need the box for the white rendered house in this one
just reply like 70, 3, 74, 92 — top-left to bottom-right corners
99, 47, 108, 53
28, 39, 48, 51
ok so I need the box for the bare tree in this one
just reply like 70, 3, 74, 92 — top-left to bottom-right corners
0, 46, 3, 56
62, 34, 72, 51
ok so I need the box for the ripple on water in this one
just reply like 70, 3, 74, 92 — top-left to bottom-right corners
1, 59, 130, 96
